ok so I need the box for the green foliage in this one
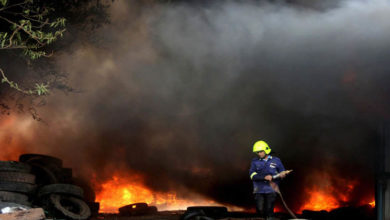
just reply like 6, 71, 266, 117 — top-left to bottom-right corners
23, 49, 46, 60
0, 69, 49, 95
0, 0, 67, 95
0, 0, 7, 7
0, 1, 67, 58
35, 83, 49, 95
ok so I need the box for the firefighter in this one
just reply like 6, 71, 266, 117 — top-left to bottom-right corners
249, 140, 286, 219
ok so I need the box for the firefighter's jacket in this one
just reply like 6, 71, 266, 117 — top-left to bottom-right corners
249, 155, 285, 194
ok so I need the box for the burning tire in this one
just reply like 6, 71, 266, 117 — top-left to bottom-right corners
49, 194, 91, 220
119, 205, 158, 215
0, 191, 30, 206
120, 202, 148, 209
38, 184, 84, 198
0, 172, 35, 184
19, 154, 63, 168
0, 181, 37, 194
119, 202, 150, 216
0, 161, 31, 173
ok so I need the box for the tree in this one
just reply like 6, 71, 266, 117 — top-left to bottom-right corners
0, 0, 66, 95
0, 0, 111, 118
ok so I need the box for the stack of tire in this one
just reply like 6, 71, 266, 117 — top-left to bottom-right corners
18, 154, 98, 219
0, 161, 36, 209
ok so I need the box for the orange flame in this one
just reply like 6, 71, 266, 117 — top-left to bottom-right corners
368, 200, 375, 208
300, 188, 340, 212
93, 173, 232, 213
298, 172, 358, 213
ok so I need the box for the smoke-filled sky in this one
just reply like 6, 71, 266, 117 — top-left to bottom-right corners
1, 0, 389, 210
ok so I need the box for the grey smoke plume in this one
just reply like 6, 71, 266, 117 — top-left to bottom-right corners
3, 0, 389, 210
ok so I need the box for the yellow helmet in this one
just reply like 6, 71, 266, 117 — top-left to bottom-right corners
253, 140, 271, 154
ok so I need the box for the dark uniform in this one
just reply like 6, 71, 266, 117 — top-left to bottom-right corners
249, 155, 285, 218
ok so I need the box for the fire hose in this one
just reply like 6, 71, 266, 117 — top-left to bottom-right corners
270, 170, 297, 219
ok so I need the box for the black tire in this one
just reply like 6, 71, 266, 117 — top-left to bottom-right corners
181, 210, 207, 220
0, 172, 35, 184
0, 161, 31, 173
0, 181, 37, 194
50, 194, 91, 220
0, 191, 29, 203
119, 203, 150, 216
38, 184, 84, 198
19, 154, 63, 168
28, 162, 59, 185
57, 168, 73, 183
119, 202, 148, 210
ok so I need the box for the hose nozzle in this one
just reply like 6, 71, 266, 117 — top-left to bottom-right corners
272, 170, 293, 179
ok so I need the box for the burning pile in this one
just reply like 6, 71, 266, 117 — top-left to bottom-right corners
0, 153, 377, 220
297, 172, 375, 213
93, 173, 222, 213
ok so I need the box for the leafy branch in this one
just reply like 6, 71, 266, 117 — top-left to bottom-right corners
1, 68, 49, 95
0, 0, 66, 95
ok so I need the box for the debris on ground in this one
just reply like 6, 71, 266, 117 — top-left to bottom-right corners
0, 208, 45, 220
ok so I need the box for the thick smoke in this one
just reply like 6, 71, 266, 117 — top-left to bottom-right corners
1, 0, 389, 210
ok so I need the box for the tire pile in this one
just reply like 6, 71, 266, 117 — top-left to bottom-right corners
0, 161, 35, 208
0, 154, 99, 220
